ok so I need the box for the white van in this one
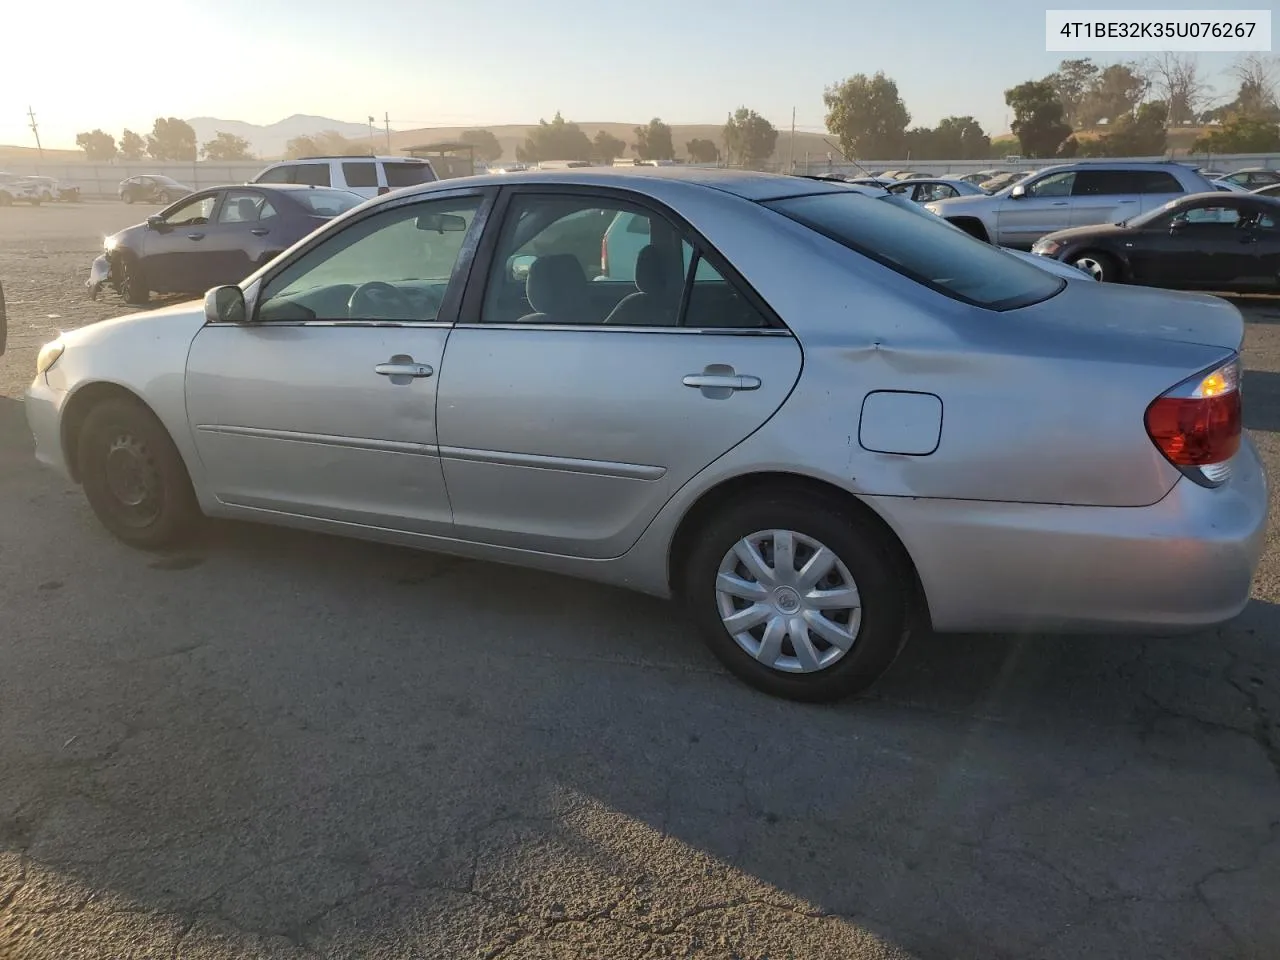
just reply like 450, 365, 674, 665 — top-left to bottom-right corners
251, 156, 438, 199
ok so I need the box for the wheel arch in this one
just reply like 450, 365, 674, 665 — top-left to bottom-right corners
1067, 246, 1127, 282
944, 216, 990, 242
60, 381, 162, 483
665, 470, 931, 628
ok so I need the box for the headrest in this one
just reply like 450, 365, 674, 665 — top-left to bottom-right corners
526, 254, 587, 315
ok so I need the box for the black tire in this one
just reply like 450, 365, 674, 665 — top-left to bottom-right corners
77, 396, 200, 550
948, 218, 989, 242
1069, 250, 1118, 283
115, 253, 149, 305
681, 492, 912, 703
122, 191, 134, 204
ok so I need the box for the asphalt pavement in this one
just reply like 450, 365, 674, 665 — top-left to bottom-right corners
0, 212, 1278, 957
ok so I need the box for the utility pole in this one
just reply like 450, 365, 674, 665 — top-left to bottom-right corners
789, 107, 796, 172
27, 106, 43, 161
367, 115, 376, 156
384, 112, 392, 154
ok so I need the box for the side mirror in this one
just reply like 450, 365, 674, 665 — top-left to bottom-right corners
146, 215, 164, 230
204, 285, 246, 324
508, 254, 537, 281
415, 212, 467, 233
1169, 218, 1186, 233
1010, 184, 1027, 199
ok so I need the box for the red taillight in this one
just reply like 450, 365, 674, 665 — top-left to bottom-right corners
1145, 358, 1241, 481
600, 233, 609, 276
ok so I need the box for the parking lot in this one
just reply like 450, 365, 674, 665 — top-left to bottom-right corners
1, 202, 1279, 959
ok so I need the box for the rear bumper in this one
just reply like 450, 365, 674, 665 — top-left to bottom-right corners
870, 435, 1269, 634
24, 375, 70, 479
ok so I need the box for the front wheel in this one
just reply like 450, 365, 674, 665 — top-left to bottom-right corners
115, 254, 149, 305
77, 397, 200, 549
122, 191, 134, 204
681, 493, 911, 702
157, 191, 172, 204
1070, 251, 1118, 282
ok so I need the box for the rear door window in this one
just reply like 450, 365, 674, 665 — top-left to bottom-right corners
1072, 170, 1143, 196
766, 191, 1063, 310
341, 162, 378, 189
292, 163, 331, 187
255, 165, 294, 184
383, 162, 437, 188
1137, 171, 1182, 194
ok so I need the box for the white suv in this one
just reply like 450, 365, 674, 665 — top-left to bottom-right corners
251, 156, 438, 199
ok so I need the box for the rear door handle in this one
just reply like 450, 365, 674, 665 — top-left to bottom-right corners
187, 232, 205, 240
683, 374, 761, 391
250, 227, 269, 236
375, 361, 434, 378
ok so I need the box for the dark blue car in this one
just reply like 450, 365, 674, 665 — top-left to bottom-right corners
90, 184, 364, 305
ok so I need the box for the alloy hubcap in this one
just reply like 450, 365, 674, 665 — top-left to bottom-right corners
1073, 256, 1104, 280
715, 529, 862, 674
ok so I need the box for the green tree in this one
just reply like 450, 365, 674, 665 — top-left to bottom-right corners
1051, 58, 1099, 128
1078, 63, 1149, 126
722, 107, 778, 168
460, 129, 503, 163
632, 118, 674, 161
904, 116, 989, 160
823, 72, 910, 160
200, 132, 254, 161
1005, 79, 1072, 158
1192, 114, 1280, 153
119, 129, 145, 161
514, 112, 593, 163
145, 117, 197, 161
285, 130, 357, 159
75, 129, 117, 161
285, 135, 319, 159
1082, 101, 1168, 156
686, 138, 720, 163
591, 130, 627, 163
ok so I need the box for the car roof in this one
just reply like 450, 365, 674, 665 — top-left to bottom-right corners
1171, 191, 1280, 205
271, 155, 429, 163
392, 166, 849, 202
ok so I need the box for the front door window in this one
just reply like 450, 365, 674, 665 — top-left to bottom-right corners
163, 195, 216, 226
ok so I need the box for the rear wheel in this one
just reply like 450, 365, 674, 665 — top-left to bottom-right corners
947, 217, 989, 242
77, 397, 200, 549
681, 492, 911, 702
122, 190, 134, 204
1070, 251, 1118, 282
157, 190, 172, 204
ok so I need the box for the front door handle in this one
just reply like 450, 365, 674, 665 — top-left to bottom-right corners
375, 360, 434, 379
250, 227, 269, 236
1050, 201, 1069, 206
1117, 199, 1138, 204
187, 232, 205, 240
683, 374, 761, 391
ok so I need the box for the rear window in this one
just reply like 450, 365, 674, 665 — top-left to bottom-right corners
765, 191, 1063, 310
383, 162, 436, 188
293, 189, 363, 217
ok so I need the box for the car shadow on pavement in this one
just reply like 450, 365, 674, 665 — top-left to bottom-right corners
3, 395, 1279, 958
1245, 368, 1280, 433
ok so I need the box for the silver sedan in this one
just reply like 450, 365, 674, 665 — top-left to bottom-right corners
25, 168, 1269, 702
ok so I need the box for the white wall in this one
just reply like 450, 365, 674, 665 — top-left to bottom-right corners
2, 161, 266, 198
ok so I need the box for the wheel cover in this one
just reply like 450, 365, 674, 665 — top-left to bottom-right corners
1073, 256, 1105, 281
715, 529, 863, 674
103, 433, 162, 526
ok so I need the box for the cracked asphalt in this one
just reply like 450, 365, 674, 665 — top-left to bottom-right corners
1, 204, 1279, 959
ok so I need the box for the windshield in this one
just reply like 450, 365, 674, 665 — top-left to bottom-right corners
154, 176, 184, 186
293, 189, 364, 217
765, 191, 1063, 310
1124, 199, 1184, 229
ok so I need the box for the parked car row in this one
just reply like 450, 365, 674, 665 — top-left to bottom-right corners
0, 172, 79, 205
29, 165, 1267, 704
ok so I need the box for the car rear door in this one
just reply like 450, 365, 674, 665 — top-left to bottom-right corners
1069, 169, 1141, 227
996, 171, 1076, 246
435, 186, 803, 559
184, 187, 493, 532
1241, 205, 1280, 290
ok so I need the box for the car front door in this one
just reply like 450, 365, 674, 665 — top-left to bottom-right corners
1238, 206, 1280, 290
996, 171, 1075, 247
140, 192, 221, 293
1155, 200, 1252, 289
1070, 169, 1142, 227
183, 188, 492, 533
434, 187, 803, 559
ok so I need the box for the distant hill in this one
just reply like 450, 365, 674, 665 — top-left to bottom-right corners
185, 114, 374, 157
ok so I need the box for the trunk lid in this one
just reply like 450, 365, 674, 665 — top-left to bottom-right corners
1018, 279, 1244, 351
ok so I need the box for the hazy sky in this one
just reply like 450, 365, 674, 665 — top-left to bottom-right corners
0, 0, 1253, 150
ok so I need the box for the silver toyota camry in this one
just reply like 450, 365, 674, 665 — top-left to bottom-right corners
25, 168, 1269, 702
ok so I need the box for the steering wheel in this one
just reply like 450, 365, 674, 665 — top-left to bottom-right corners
348, 281, 413, 320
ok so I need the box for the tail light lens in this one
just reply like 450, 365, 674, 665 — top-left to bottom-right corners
1144, 356, 1242, 486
